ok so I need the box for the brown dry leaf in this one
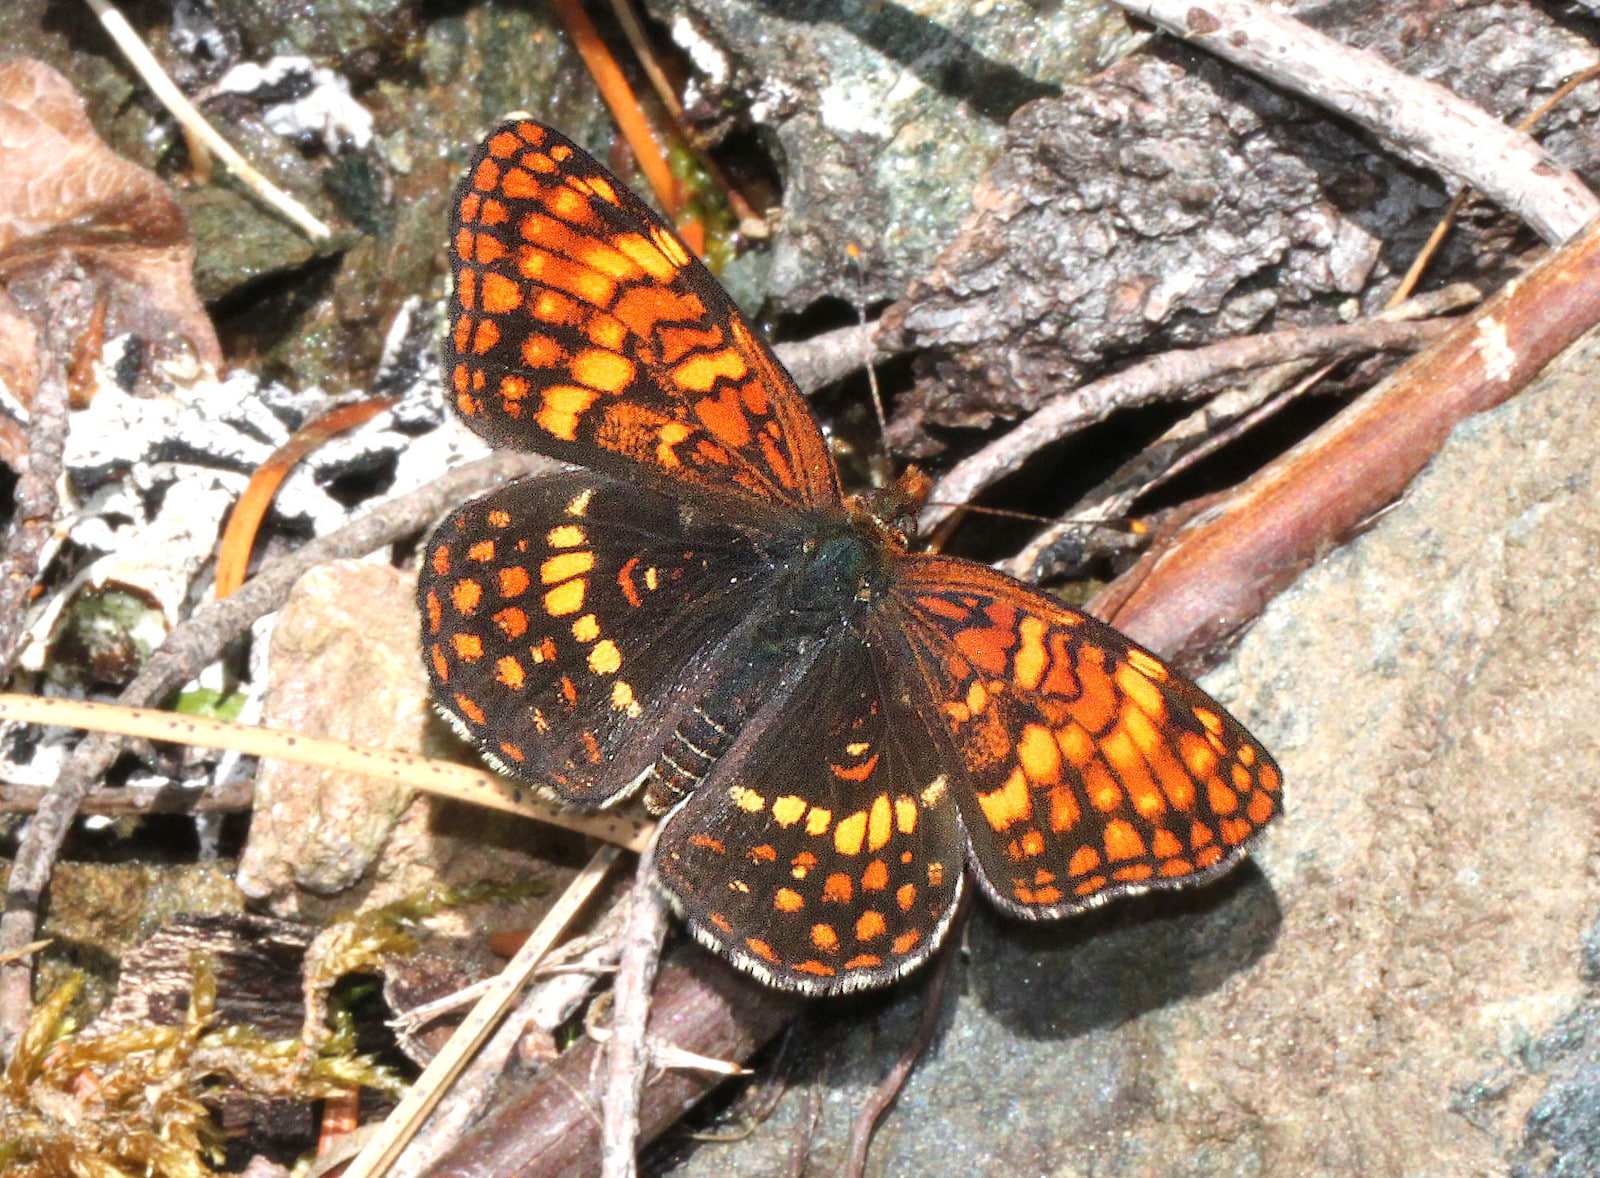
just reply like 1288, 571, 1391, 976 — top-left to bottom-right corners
0, 58, 221, 411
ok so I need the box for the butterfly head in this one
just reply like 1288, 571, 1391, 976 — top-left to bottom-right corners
847, 466, 932, 551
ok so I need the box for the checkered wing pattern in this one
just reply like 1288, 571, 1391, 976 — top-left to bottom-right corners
419, 471, 776, 807
654, 636, 966, 993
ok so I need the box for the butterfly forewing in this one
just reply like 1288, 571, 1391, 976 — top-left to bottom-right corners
883, 555, 1281, 919
653, 636, 965, 994
419, 471, 779, 806
447, 119, 841, 513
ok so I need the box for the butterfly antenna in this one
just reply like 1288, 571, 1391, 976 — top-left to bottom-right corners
847, 243, 891, 447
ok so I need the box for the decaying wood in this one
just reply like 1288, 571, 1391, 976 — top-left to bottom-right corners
1112, 0, 1600, 244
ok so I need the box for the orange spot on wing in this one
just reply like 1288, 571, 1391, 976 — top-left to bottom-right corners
977, 767, 1032, 833
1103, 819, 1146, 862
855, 911, 887, 942
822, 873, 853, 903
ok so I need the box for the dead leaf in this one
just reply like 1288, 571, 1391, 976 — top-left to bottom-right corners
0, 58, 221, 415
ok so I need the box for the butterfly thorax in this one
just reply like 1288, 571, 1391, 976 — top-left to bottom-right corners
749, 517, 892, 645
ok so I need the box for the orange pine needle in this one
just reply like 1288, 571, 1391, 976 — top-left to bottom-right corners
213, 397, 394, 597
548, 0, 681, 222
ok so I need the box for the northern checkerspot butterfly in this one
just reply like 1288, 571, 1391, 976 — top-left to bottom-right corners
419, 118, 1281, 994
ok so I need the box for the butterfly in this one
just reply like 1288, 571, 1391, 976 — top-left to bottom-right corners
418, 118, 1281, 994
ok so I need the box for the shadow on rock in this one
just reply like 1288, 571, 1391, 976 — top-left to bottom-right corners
968, 860, 1282, 1040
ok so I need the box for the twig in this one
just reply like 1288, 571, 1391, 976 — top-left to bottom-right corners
1111, 0, 1600, 245
687, 1025, 797, 1142
0, 778, 255, 815
215, 396, 396, 596
786, 1066, 826, 1178
601, 830, 670, 1178
82, 0, 332, 240
546, 0, 683, 229
0, 449, 552, 1054
339, 844, 622, 1178
0, 321, 72, 681
600, 0, 766, 235
922, 318, 1451, 533
774, 322, 883, 395
0, 694, 651, 851
1094, 213, 1600, 671
842, 898, 967, 1178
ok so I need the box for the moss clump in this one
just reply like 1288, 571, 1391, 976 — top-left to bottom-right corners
0, 962, 399, 1177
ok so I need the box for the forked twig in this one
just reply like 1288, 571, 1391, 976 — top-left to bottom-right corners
922, 318, 1450, 535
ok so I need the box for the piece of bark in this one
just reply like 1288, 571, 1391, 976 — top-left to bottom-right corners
1114, 0, 1598, 244
885, 3, 1600, 432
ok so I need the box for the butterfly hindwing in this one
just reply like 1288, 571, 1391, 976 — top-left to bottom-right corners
653, 634, 966, 994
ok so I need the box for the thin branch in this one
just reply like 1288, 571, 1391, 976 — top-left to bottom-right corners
0, 323, 71, 681
1112, 0, 1600, 244
1007, 286, 1481, 580
82, 0, 332, 240
0, 779, 255, 815
387, 901, 629, 1178
1389, 62, 1600, 306
421, 948, 807, 1176
922, 318, 1452, 533
773, 322, 883, 395
1005, 358, 1320, 582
